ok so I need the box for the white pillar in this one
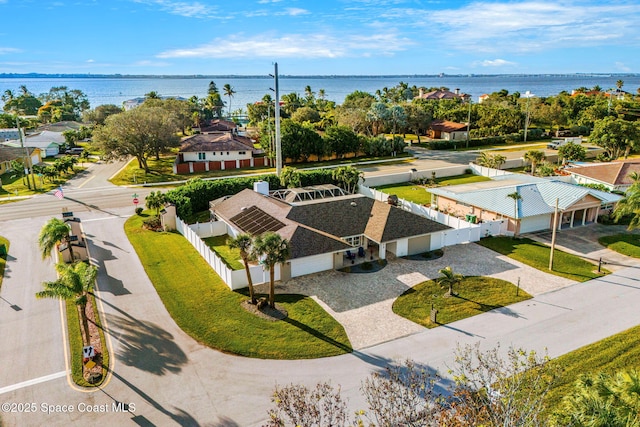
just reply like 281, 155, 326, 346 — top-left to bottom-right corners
379, 243, 386, 260
570, 211, 575, 228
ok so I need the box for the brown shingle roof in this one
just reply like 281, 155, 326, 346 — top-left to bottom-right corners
0, 146, 37, 162
430, 120, 467, 133
180, 133, 254, 153
200, 119, 237, 132
568, 161, 640, 186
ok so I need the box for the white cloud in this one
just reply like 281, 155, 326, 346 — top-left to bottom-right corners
475, 58, 516, 67
86, 59, 95, 63
157, 32, 413, 59
134, 60, 172, 67
422, 1, 640, 54
131, 0, 213, 18
0, 47, 20, 54
277, 7, 309, 16
257, 0, 283, 3
615, 62, 631, 72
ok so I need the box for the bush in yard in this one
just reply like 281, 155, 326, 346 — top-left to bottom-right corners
135, 207, 143, 215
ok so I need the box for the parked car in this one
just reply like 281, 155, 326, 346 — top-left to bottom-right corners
547, 137, 582, 149
65, 147, 85, 155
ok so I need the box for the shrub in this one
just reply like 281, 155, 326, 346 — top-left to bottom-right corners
135, 207, 143, 215
142, 216, 162, 230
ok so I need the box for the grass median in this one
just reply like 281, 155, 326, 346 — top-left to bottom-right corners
477, 236, 609, 282
393, 276, 531, 328
124, 213, 352, 359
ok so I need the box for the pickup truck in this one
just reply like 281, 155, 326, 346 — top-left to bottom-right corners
547, 137, 582, 149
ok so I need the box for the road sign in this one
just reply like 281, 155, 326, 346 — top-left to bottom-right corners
133, 198, 139, 205
83, 345, 95, 358
132, 193, 139, 198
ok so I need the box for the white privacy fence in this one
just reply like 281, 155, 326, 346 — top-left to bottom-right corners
359, 185, 507, 248
176, 217, 271, 290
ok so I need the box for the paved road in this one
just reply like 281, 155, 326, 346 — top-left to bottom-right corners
2, 206, 640, 426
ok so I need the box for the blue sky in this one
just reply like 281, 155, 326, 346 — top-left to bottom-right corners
1, 0, 638, 75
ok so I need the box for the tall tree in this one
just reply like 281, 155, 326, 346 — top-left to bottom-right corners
252, 232, 290, 308
524, 150, 545, 176
38, 217, 74, 261
228, 233, 257, 305
36, 261, 98, 346
590, 116, 640, 159
558, 142, 587, 163
507, 191, 523, 233
223, 84, 236, 118
92, 106, 180, 172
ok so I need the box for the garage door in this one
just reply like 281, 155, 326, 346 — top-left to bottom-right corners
407, 235, 431, 255
291, 254, 334, 277
520, 214, 551, 234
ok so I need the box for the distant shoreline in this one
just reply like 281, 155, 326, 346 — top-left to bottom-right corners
1, 73, 637, 79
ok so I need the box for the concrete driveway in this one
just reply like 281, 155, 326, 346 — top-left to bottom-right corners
263, 243, 574, 349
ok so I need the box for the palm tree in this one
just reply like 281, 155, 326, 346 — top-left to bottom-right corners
506, 191, 523, 235
36, 261, 98, 346
438, 266, 464, 297
39, 217, 74, 261
252, 232, 290, 309
145, 91, 160, 99
223, 84, 236, 118
493, 153, 507, 170
228, 233, 257, 305
524, 150, 545, 176
1, 89, 14, 103
613, 182, 640, 230
616, 80, 624, 90
145, 191, 165, 216
332, 166, 364, 194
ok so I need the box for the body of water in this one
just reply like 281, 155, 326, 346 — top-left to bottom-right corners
1, 74, 638, 112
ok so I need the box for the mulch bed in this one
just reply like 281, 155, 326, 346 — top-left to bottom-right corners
81, 296, 105, 383
241, 299, 288, 321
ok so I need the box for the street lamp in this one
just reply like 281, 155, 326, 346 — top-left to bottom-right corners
522, 91, 536, 144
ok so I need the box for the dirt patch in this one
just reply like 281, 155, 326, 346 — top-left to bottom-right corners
241, 300, 288, 321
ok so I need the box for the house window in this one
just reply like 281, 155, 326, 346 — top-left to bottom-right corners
198, 152, 206, 160
239, 151, 246, 155
226, 152, 229, 155
344, 235, 363, 247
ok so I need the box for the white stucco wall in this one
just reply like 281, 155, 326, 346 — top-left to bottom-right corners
182, 150, 252, 162
291, 253, 334, 277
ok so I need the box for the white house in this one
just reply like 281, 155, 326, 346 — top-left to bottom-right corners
209, 183, 451, 281
175, 132, 265, 173
2, 130, 65, 158
429, 175, 621, 234
428, 120, 468, 141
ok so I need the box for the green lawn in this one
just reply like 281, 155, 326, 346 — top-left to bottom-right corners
393, 276, 531, 328
202, 235, 244, 270
544, 324, 640, 417
0, 236, 8, 289
598, 234, 640, 258
376, 174, 491, 205
0, 167, 86, 197
477, 237, 609, 282
124, 213, 352, 359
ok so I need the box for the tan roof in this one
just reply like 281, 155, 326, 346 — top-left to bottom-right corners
180, 132, 254, 153
568, 161, 640, 186
430, 120, 467, 133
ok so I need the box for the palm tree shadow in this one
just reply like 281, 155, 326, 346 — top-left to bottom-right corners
93, 295, 187, 376
454, 294, 501, 312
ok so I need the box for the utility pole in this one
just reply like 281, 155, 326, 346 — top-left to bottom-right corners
16, 117, 36, 190
549, 198, 559, 270
270, 63, 282, 177
465, 96, 472, 149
